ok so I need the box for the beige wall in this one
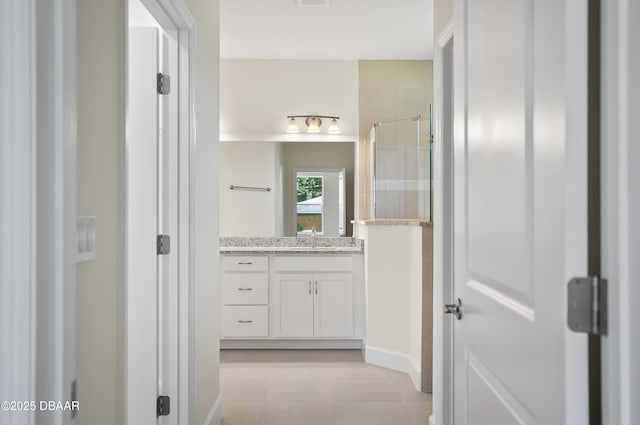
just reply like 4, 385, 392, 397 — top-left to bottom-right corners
76, 0, 125, 423
183, 0, 222, 423
76, 1, 221, 424
220, 59, 358, 142
358, 60, 433, 219
282, 143, 355, 236
434, 0, 453, 38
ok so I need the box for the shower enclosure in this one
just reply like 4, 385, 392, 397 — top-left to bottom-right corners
370, 111, 432, 220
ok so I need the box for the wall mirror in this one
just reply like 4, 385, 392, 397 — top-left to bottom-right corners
219, 141, 355, 237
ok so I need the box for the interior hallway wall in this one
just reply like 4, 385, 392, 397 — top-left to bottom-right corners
76, 1, 221, 424
183, 0, 222, 423
76, 0, 125, 423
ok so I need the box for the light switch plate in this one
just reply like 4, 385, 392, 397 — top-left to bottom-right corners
77, 216, 96, 263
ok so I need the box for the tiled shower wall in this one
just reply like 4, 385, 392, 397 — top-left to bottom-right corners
358, 60, 433, 219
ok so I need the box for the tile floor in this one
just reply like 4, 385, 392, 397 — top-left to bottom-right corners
220, 349, 432, 425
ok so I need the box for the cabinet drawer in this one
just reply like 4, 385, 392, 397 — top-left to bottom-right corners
222, 255, 268, 272
222, 306, 268, 337
223, 273, 268, 305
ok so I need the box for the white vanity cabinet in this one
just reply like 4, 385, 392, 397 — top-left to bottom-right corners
221, 256, 269, 337
220, 251, 364, 348
270, 256, 354, 338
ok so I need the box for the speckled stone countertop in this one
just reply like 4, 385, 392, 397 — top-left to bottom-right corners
353, 219, 432, 227
219, 237, 364, 254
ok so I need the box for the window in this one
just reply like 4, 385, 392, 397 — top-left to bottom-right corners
296, 174, 324, 235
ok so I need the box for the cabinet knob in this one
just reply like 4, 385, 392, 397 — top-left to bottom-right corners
238, 320, 253, 324
237, 288, 253, 291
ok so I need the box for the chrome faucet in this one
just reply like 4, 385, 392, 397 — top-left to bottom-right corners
311, 227, 317, 248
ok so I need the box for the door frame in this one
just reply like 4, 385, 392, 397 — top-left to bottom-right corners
601, 1, 640, 424
125, 0, 195, 424
431, 18, 455, 425
1, 1, 77, 424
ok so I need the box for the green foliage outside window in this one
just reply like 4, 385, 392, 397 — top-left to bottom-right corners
296, 177, 323, 202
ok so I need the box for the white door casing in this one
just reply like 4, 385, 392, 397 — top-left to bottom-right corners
601, 1, 640, 424
1, 1, 77, 424
452, 0, 571, 424
432, 18, 455, 425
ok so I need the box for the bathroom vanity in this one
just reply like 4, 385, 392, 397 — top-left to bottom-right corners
220, 237, 365, 349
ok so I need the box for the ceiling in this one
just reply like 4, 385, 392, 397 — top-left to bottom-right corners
220, 0, 434, 60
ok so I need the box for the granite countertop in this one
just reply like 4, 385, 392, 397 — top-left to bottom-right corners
219, 237, 364, 254
352, 219, 432, 227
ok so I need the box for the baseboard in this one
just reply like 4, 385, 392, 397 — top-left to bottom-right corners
203, 394, 223, 425
221, 338, 363, 350
429, 414, 435, 425
365, 345, 421, 391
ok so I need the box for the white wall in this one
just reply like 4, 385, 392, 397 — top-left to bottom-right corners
360, 223, 423, 389
220, 142, 282, 236
220, 59, 358, 142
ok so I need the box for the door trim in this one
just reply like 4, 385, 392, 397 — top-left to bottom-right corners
432, 18, 455, 425
601, 0, 640, 424
125, 1, 195, 424
1, 0, 78, 423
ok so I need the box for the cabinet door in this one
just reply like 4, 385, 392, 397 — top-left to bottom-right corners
314, 273, 353, 337
271, 274, 314, 337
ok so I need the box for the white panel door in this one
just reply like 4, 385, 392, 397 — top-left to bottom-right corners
271, 273, 314, 337
452, 0, 569, 423
314, 273, 353, 337
127, 27, 159, 425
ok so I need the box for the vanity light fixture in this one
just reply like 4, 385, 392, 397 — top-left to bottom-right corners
286, 115, 341, 134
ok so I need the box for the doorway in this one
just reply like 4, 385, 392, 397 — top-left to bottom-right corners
125, 0, 194, 423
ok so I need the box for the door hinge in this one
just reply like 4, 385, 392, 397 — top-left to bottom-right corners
157, 73, 170, 95
157, 234, 170, 255
567, 276, 607, 335
157, 395, 170, 416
